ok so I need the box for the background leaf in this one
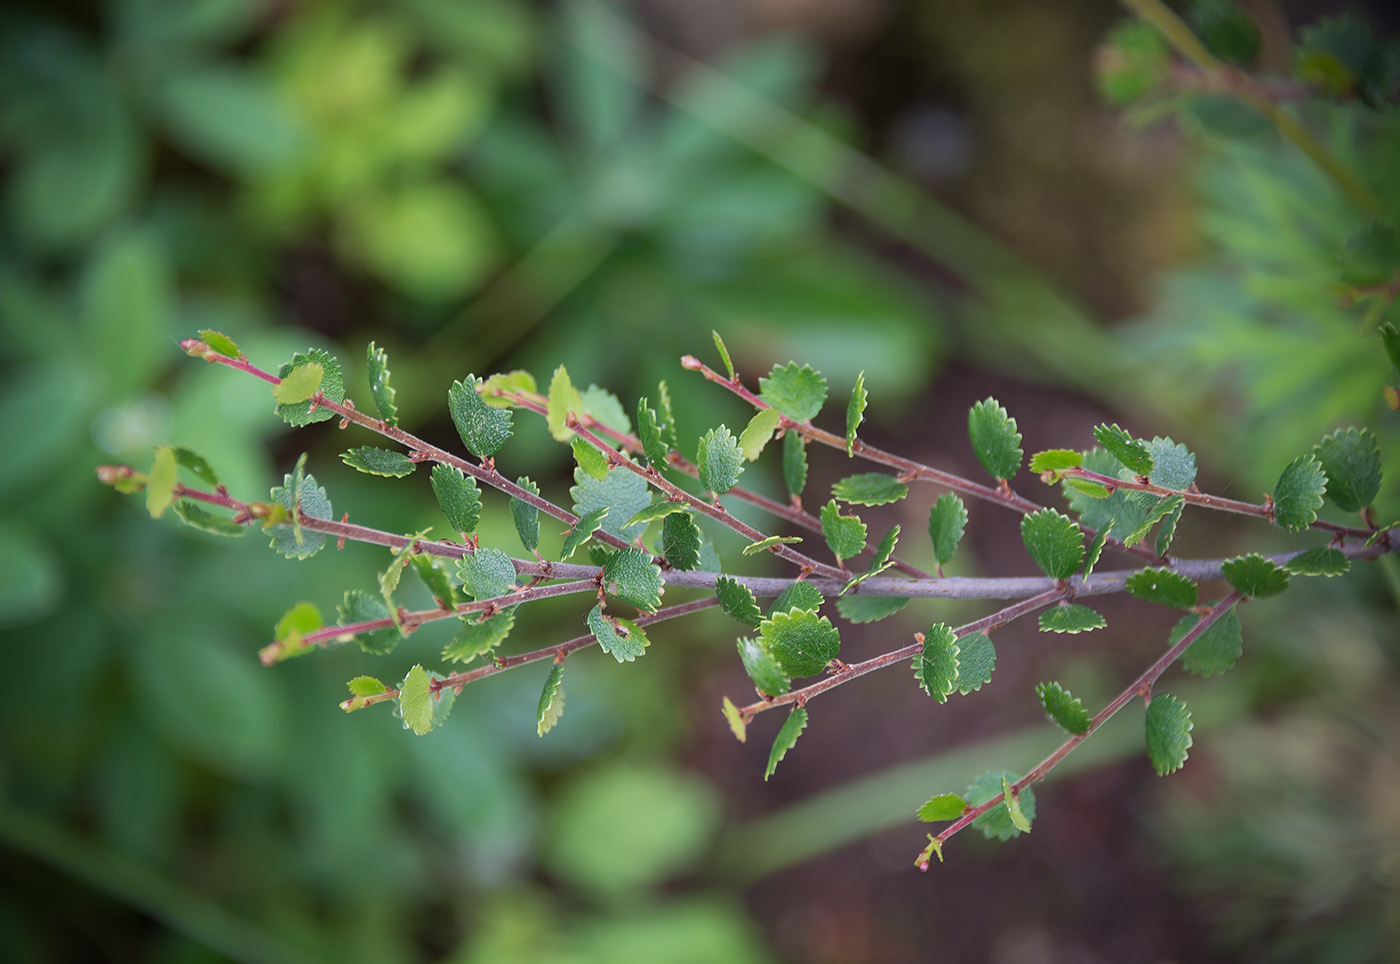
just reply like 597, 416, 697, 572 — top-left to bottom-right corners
967, 771, 1037, 841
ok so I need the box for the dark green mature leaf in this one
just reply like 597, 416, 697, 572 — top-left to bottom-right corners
765, 707, 809, 781
717, 577, 763, 627
835, 595, 910, 623
661, 512, 702, 570
846, 371, 867, 457
443, 610, 516, 662
511, 477, 541, 552
198, 330, 240, 358
430, 464, 481, 538
967, 771, 1037, 841
1094, 424, 1154, 475
601, 548, 664, 612
1273, 455, 1328, 531
572, 437, 610, 481
1020, 509, 1084, 580
268, 456, 331, 559
275, 349, 343, 426
410, 554, 458, 610
832, 473, 908, 506
928, 493, 968, 569
272, 361, 322, 405
636, 397, 670, 467
1121, 495, 1185, 548
479, 371, 536, 406
1066, 449, 1150, 540
737, 637, 790, 696
560, 507, 609, 560
844, 526, 900, 592
1039, 604, 1107, 634
145, 445, 177, 519
820, 499, 867, 561
1191, 0, 1262, 65
1178, 608, 1244, 677
588, 605, 649, 662
698, 425, 744, 494
1148, 438, 1198, 490
760, 609, 841, 678
338, 590, 402, 654
1030, 450, 1083, 473
449, 375, 513, 458
1036, 681, 1091, 735
571, 456, 651, 540
914, 623, 960, 702
365, 341, 398, 426
172, 447, 219, 488
759, 362, 827, 422
783, 431, 808, 498
1222, 554, 1290, 599
771, 581, 824, 615
967, 398, 1022, 481
743, 535, 803, 556
955, 631, 996, 694
537, 662, 565, 736
341, 446, 416, 478
1284, 547, 1351, 577
917, 793, 968, 822
739, 408, 783, 462
1313, 427, 1382, 513
1145, 694, 1193, 776
1125, 568, 1198, 609
1083, 521, 1112, 578
458, 548, 517, 601
173, 500, 244, 537
1155, 501, 1184, 557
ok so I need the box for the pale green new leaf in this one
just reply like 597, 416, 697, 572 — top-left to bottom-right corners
579, 386, 630, 439
458, 548, 517, 601
712, 329, 735, 380
1002, 774, 1032, 835
835, 595, 910, 623
716, 576, 763, 627
1124, 567, 1198, 609
510, 476, 540, 552
967, 398, 1022, 481
820, 499, 867, 561
275, 349, 342, 426
366, 341, 398, 426
1283, 546, 1350, 577
197, 329, 240, 358
398, 665, 435, 735
721, 696, 747, 743
1273, 455, 1328, 531
661, 512, 702, 570
601, 548, 664, 612
572, 437, 610, 481
172, 447, 219, 488
1145, 694, 1193, 776
955, 631, 996, 694
146, 445, 177, 519
443, 609, 516, 662
759, 609, 840, 678
448, 375, 513, 458
783, 431, 808, 498
1178, 608, 1244, 677
271, 601, 322, 662
271, 361, 323, 405
480, 370, 536, 406
967, 771, 1037, 841
341, 446, 416, 478
588, 604, 649, 662
1039, 604, 1107, 634
737, 636, 790, 696
1029, 449, 1083, 473
626, 501, 689, 527
560, 507, 608, 560
342, 676, 388, 712
1313, 427, 1381, 513
1222, 553, 1290, 599
1036, 681, 1091, 734
698, 425, 744, 494
1020, 509, 1084, 580
739, 408, 783, 461
845, 371, 867, 457
430, 464, 481, 538
410, 554, 458, 610
917, 793, 968, 822
1093, 423, 1154, 476
759, 362, 827, 422
537, 662, 565, 736
742, 534, 802, 556
832, 473, 908, 506
547, 365, 577, 441
914, 623, 960, 702
765, 707, 808, 781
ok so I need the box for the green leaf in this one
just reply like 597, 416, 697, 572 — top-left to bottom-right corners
1222, 553, 1290, 599
579, 387, 631, 440
764, 707, 808, 781
1190, 0, 1261, 65
759, 609, 841, 678
365, 341, 398, 426
1313, 428, 1381, 513
560, 507, 609, 560
448, 375, 513, 458
1030, 449, 1084, 473
1020, 508, 1085, 581
172, 500, 244, 537
927, 494, 968, 569
341, 446, 416, 478
697, 425, 744, 494
636, 397, 669, 467
338, 590, 402, 654
737, 637, 791, 696
398, 665, 436, 736
172, 447, 219, 488
712, 329, 735, 380
739, 408, 783, 462
759, 362, 827, 423
155, 65, 302, 174
588, 604, 650, 662
917, 793, 968, 822
342, 676, 389, 712
272, 361, 323, 405
1083, 522, 1112, 579
571, 456, 651, 540
458, 548, 517, 601
845, 371, 867, 457
1095, 20, 1170, 104
627, 501, 689, 527
661, 512, 702, 570
1002, 774, 1033, 835
1149, 438, 1198, 490
198, 329, 240, 358
1179, 93, 1273, 139
267, 456, 331, 560
1284, 547, 1351, 577
782, 431, 808, 499
1064, 477, 1112, 500
410, 554, 458, 610
1093, 424, 1154, 476
430, 464, 481, 538
914, 623, 960, 703
1036, 681, 1091, 735
480, 370, 537, 406
820, 499, 867, 562
1178, 608, 1244, 677
967, 398, 1023, 481
1038, 604, 1107, 634
1155, 502, 1184, 557
145, 445, 177, 519
1125, 568, 1198, 609
771, 581, 824, 615
270, 602, 322, 662
1145, 694, 1193, 776
510, 477, 541, 552
1121, 495, 1185, 548
1382, 324, 1400, 373
537, 662, 566, 736
547, 365, 577, 441
832, 473, 908, 506
443, 609, 516, 662
275, 349, 343, 426
722, 696, 748, 742
657, 380, 679, 450
742, 534, 803, 556
967, 771, 1037, 841
602, 548, 664, 612
716, 576, 763, 627
955, 631, 996, 694
1273, 455, 1328, 532
835, 595, 910, 623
